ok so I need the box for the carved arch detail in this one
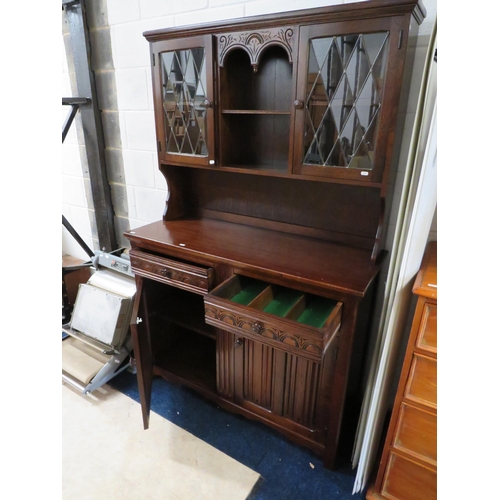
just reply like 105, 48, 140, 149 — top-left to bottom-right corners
218, 27, 295, 72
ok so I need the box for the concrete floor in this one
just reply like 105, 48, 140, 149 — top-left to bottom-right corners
62, 381, 260, 499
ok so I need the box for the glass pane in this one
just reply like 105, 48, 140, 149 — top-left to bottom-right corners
303, 31, 389, 169
160, 47, 208, 156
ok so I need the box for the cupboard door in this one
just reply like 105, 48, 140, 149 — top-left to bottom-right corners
130, 277, 154, 429
234, 334, 323, 432
152, 35, 216, 166
293, 17, 405, 183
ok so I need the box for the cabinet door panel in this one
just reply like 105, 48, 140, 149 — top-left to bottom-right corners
237, 336, 321, 430
283, 354, 321, 428
293, 17, 405, 183
129, 277, 154, 429
216, 329, 235, 400
242, 339, 275, 409
152, 35, 215, 166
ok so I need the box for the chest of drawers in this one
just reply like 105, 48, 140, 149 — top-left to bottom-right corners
367, 241, 437, 499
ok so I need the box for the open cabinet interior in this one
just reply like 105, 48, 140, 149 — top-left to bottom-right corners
219, 46, 293, 171
144, 278, 217, 393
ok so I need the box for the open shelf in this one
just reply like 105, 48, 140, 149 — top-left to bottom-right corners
220, 113, 290, 172
219, 44, 292, 172
153, 324, 217, 394
147, 278, 216, 340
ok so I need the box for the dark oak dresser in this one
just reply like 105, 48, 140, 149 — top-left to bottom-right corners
367, 240, 437, 498
124, 0, 426, 469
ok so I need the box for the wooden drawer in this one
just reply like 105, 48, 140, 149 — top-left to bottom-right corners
204, 275, 342, 359
404, 353, 437, 409
130, 249, 214, 294
381, 452, 436, 500
416, 302, 437, 354
393, 403, 436, 465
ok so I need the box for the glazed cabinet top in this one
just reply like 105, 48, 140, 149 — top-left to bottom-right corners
145, 0, 425, 185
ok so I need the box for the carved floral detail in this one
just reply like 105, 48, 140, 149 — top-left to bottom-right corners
205, 305, 322, 354
218, 27, 294, 71
133, 260, 208, 289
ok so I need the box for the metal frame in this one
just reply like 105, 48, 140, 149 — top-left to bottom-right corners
62, 97, 90, 143
63, 0, 117, 252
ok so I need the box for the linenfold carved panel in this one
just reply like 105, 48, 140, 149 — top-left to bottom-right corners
218, 27, 295, 71
241, 337, 320, 428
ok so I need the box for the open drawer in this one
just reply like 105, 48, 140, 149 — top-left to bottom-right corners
204, 275, 342, 359
130, 249, 214, 294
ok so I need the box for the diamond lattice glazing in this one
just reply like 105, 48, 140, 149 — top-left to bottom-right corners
161, 48, 208, 156
303, 32, 389, 169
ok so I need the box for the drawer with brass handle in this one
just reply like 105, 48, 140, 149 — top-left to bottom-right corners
204, 274, 342, 359
130, 249, 214, 294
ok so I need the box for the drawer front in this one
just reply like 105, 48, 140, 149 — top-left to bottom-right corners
404, 353, 437, 409
204, 275, 342, 359
416, 302, 437, 354
130, 249, 213, 294
393, 403, 437, 465
381, 452, 436, 500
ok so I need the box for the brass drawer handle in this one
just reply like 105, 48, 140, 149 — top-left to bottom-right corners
252, 322, 263, 334
160, 268, 172, 278
234, 337, 243, 348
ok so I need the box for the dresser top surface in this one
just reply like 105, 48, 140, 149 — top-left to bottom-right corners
125, 219, 383, 298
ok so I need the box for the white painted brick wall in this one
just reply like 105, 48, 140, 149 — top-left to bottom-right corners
62, 33, 95, 260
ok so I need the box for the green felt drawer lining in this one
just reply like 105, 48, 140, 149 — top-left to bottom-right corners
262, 288, 303, 317
297, 297, 335, 328
230, 281, 268, 305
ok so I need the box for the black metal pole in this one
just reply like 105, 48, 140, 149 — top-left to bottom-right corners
62, 215, 95, 259
63, 0, 117, 252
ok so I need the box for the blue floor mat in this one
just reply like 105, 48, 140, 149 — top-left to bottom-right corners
110, 371, 365, 500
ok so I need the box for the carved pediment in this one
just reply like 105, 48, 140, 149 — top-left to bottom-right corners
218, 27, 294, 72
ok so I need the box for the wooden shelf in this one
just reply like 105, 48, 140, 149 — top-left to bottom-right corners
147, 281, 216, 339
220, 164, 288, 173
154, 325, 217, 393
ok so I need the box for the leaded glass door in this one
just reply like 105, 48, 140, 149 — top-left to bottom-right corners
293, 19, 399, 183
153, 36, 215, 166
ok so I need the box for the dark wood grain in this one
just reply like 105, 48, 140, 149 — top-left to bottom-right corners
126, 218, 382, 297
128, 0, 425, 472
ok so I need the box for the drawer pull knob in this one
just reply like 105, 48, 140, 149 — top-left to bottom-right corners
235, 337, 243, 348
252, 322, 263, 334
161, 268, 172, 278
294, 100, 304, 109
